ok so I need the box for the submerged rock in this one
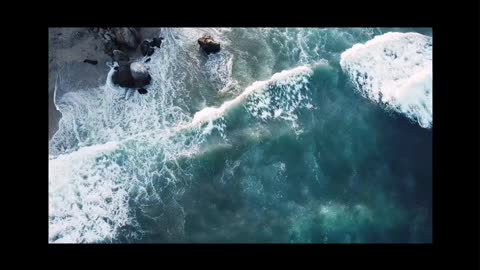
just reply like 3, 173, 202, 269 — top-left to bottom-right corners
83, 59, 98, 65
198, 35, 220, 54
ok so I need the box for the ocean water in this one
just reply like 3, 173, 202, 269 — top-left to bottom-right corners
48, 28, 432, 243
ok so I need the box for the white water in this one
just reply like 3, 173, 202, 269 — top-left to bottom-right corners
49, 142, 128, 243
49, 28, 232, 243
49, 29, 320, 242
187, 63, 317, 131
49, 29, 431, 243
340, 32, 432, 128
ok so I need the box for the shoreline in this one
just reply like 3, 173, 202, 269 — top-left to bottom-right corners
48, 27, 161, 141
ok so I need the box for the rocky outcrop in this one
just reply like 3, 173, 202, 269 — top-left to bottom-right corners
151, 37, 164, 48
198, 35, 220, 54
111, 62, 151, 88
96, 27, 141, 55
49, 28, 162, 139
140, 37, 164, 56
92, 28, 165, 61
112, 49, 130, 63
140, 40, 154, 56
111, 64, 135, 88
130, 62, 151, 86
112, 28, 141, 49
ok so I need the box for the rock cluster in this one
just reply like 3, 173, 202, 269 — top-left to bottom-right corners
89, 29, 223, 94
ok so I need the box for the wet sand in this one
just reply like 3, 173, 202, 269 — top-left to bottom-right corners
48, 27, 161, 141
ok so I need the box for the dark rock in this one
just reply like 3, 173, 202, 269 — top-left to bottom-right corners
130, 62, 151, 87
100, 28, 140, 55
129, 28, 141, 41
112, 50, 130, 63
111, 61, 152, 88
83, 59, 98, 65
104, 39, 117, 56
111, 64, 135, 88
144, 58, 151, 63
112, 28, 140, 49
140, 40, 154, 56
198, 35, 221, 54
140, 40, 149, 55
151, 37, 164, 48
137, 88, 148, 94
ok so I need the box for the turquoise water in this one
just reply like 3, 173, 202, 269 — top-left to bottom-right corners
49, 28, 432, 243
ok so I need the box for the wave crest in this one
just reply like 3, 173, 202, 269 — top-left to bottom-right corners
340, 32, 432, 128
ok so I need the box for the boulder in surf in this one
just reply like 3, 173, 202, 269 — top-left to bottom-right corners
112, 62, 151, 88
111, 64, 135, 88
198, 35, 221, 54
130, 62, 151, 87
151, 37, 164, 48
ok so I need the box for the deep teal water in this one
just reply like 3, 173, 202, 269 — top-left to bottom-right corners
49, 28, 432, 243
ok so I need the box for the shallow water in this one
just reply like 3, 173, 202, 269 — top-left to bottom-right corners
48, 28, 432, 243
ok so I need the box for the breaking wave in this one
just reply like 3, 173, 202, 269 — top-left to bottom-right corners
340, 32, 432, 128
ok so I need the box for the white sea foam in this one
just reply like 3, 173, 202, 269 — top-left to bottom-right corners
48, 28, 343, 243
340, 32, 432, 128
186, 64, 315, 130
50, 29, 223, 156
204, 52, 237, 93
49, 28, 232, 243
48, 141, 130, 243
